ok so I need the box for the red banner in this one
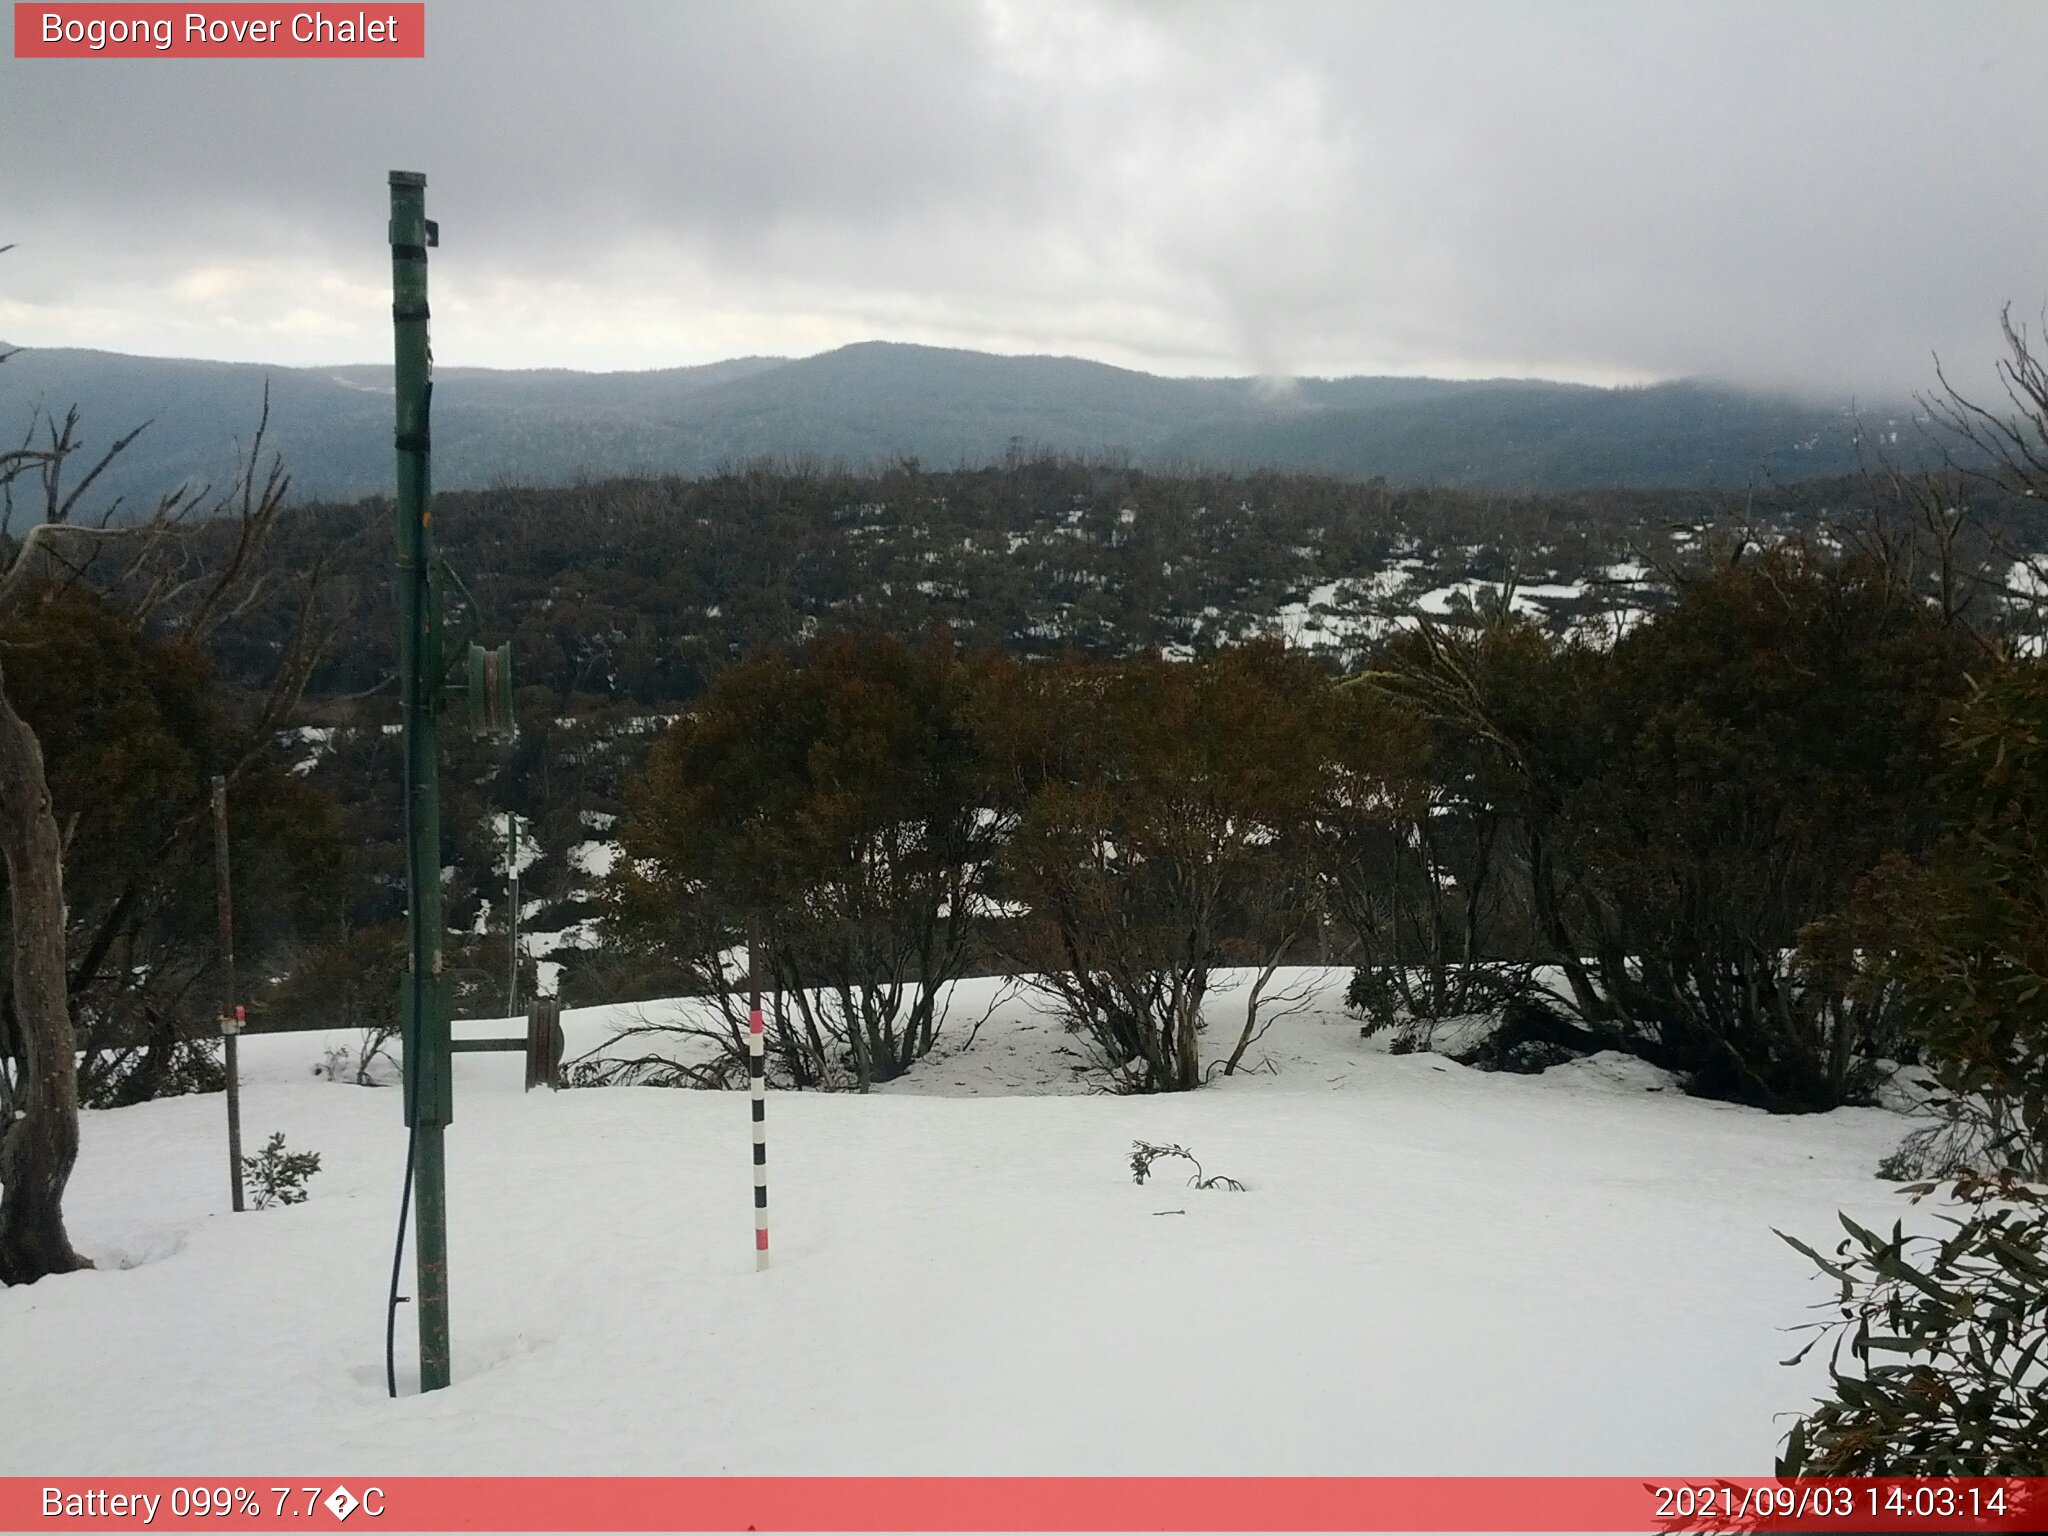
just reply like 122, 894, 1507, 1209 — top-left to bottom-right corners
12, 4, 424, 58
3, 1477, 2046, 1532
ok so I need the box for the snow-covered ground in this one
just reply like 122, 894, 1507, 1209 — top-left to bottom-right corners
2, 972, 1920, 1477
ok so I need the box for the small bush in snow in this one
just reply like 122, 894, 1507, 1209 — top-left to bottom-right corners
1129, 1140, 1244, 1191
560, 1058, 615, 1090
242, 1133, 321, 1208
313, 1027, 398, 1086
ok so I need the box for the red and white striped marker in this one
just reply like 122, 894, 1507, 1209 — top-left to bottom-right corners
748, 1006, 769, 1270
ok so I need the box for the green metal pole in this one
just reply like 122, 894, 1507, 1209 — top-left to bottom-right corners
390, 169, 451, 1394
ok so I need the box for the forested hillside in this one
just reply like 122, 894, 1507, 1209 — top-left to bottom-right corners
220, 460, 2043, 714
0, 339, 1920, 512
27, 449, 2048, 1101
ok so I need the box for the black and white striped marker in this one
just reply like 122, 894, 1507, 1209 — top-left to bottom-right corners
749, 1005, 769, 1270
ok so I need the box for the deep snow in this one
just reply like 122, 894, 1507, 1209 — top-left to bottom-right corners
2, 971, 1922, 1477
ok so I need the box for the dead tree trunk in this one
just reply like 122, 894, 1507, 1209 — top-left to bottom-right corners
0, 663, 88, 1283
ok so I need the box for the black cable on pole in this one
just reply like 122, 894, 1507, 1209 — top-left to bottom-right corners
387, 606, 429, 1400
385, 1088, 421, 1399
385, 563, 431, 1399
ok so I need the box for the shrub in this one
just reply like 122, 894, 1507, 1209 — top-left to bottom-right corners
242, 1132, 320, 1209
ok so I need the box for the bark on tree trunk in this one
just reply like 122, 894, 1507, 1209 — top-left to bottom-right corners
0, 665, 88, 1284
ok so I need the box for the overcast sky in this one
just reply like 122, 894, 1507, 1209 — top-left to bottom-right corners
2, 0, 2042, 394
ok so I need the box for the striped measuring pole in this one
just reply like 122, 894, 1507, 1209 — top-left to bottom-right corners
747, 941, 770, 1271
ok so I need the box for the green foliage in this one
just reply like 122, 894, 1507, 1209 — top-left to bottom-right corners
241, 1132, 321, 1209
111, 458, 2042, 1122
1, 591, 221, 902
1776, 1175, 2048, 1475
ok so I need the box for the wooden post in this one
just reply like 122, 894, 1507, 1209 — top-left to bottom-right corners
524, 996, 563, 1091
211, 775, 245, 1214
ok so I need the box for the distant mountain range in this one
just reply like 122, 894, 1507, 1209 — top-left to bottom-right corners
0, 338, 1921, 514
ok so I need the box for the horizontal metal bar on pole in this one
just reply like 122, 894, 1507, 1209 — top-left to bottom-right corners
450, 1037, 526, 1053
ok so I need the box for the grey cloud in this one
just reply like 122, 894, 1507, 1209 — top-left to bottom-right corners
2, 0, 2042, 395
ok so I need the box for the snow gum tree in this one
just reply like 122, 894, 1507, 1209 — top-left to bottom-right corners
1370, 548, 1972, 1110
1322, 664, 1535, 1043
1771, 306, 2048, 1476
2, 594, 344, 1110
1, 369, 308, 1284
980, 642, 1334, 1092
0, 609, 75, 1283
608, 632, 998, 1089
